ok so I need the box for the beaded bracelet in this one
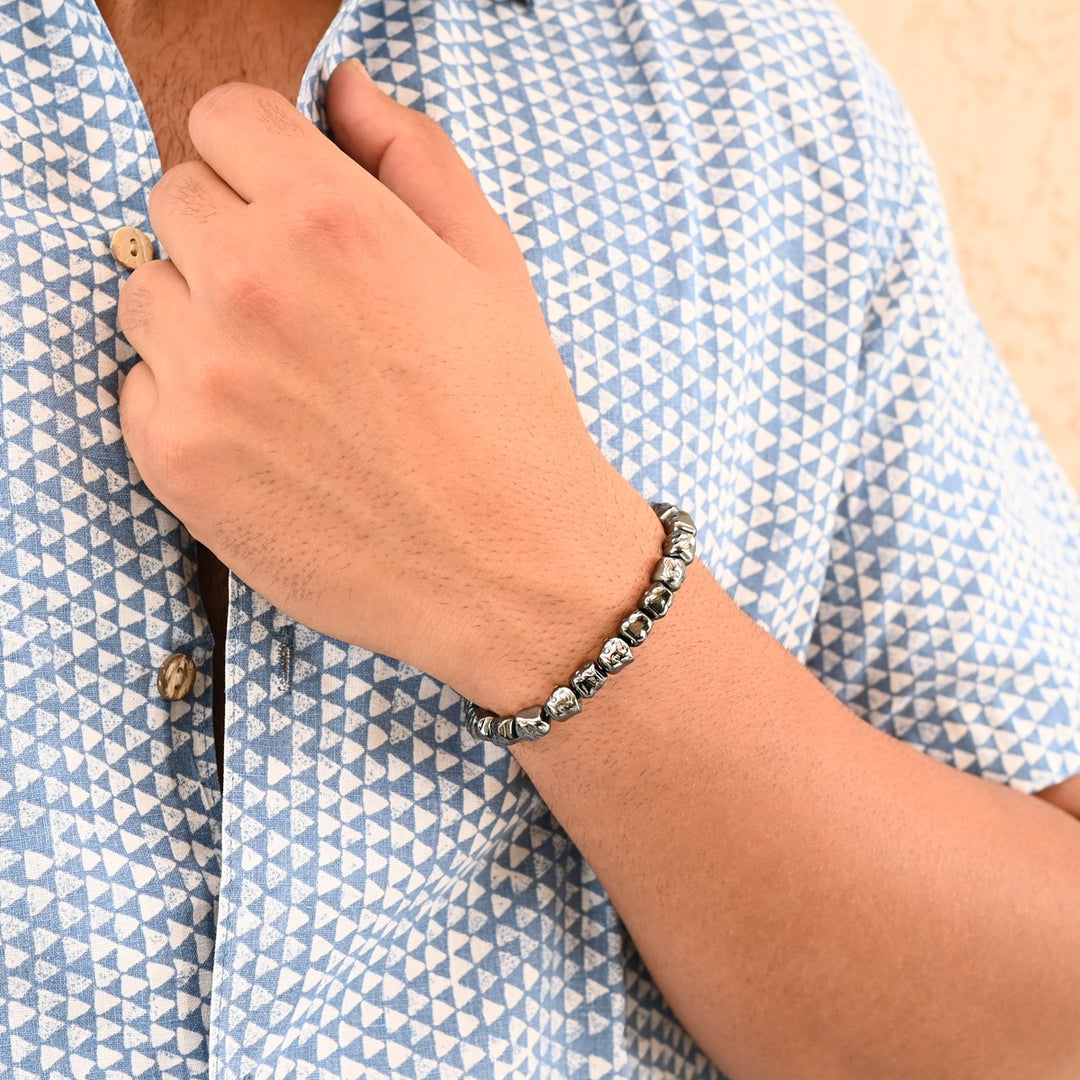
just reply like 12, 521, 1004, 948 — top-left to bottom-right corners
461, 501, 697, 746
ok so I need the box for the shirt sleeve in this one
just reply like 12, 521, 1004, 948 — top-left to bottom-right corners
803, 21, 1080, 795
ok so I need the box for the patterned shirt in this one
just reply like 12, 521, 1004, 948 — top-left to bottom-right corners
1, 0, 1078, 1077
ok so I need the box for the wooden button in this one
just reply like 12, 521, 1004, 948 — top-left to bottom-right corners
110, 226, 156, 270
158, 652, 197, 701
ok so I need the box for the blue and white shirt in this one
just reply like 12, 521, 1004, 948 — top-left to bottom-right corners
1, 0, 1078, 1077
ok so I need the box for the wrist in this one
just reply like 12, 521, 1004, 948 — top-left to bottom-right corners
450, 475, 674, 727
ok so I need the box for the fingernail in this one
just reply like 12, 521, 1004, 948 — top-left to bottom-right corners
346, 57, 373, 82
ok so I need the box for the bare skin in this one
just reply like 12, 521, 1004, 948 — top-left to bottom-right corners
96, 0, 342, 784
1036, 772, 1080, 816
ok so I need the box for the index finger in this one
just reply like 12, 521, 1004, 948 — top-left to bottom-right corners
186, 82, 367, 204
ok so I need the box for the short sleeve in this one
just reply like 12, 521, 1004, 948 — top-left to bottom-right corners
804, 23, 1080, 794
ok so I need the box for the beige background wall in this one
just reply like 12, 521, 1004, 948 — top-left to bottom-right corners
834, 0, 1080, 494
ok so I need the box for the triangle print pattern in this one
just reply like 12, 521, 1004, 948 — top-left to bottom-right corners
0, 0, 1078, 1078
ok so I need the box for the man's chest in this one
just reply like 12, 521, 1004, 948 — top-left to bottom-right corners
95, 0, 342, 174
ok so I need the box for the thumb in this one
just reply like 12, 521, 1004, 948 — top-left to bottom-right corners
325, 58, 524, 276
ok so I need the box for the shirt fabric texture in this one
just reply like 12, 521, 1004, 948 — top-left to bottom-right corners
1, 0, 1078, 1077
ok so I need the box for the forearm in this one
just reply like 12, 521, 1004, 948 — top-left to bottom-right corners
458, 485, 1080, 1080
1035, 774, 1080, 819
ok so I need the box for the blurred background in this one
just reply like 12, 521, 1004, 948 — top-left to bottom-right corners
835, 0, 1080, 494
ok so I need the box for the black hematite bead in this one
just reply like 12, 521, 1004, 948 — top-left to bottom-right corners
514, 706, 551, 741
597, 636, 634, 673
544, 685, 582, 722
666, 509, 696, 537
471, 708, 496, 739
641, 583, 674, 618
489, 715, 518, 746
570, 661, 607, 698
664, 531, 696, 564
652, 556, 686, 591
619, 609, 653, 646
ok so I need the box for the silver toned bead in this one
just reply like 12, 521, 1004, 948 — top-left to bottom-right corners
652, 556, 686, 591
665, 509, 696, 538
570, 661, 607, 698
489, 715, 519, 746
544, 685, 581, 722
513, 705, 550, 741
663, 530, 696, 564
597, 636, 634, 673
465, 701, 498, 739
650, 501, 678, 523
641, 583, 674, 618
619, 609, 652, 646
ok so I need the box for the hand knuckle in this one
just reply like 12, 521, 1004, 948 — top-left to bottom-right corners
150, 163, 217, 225
135, 414, 196, 499
252, 89, 302, 136
157, 426, 198, 493
116, 285, 143, 337
296, 190, 364, 240
116, 264, 160, 336
413, 110, 446, 141
218, 262, 278, 320
117, 364, 148, 433
186, 352, 228, 400
280, 182, 380, 254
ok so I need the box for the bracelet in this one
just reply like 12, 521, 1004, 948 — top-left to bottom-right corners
461, 500, 697, 746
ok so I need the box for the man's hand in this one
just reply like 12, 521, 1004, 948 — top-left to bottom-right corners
116, 61, 623, 690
